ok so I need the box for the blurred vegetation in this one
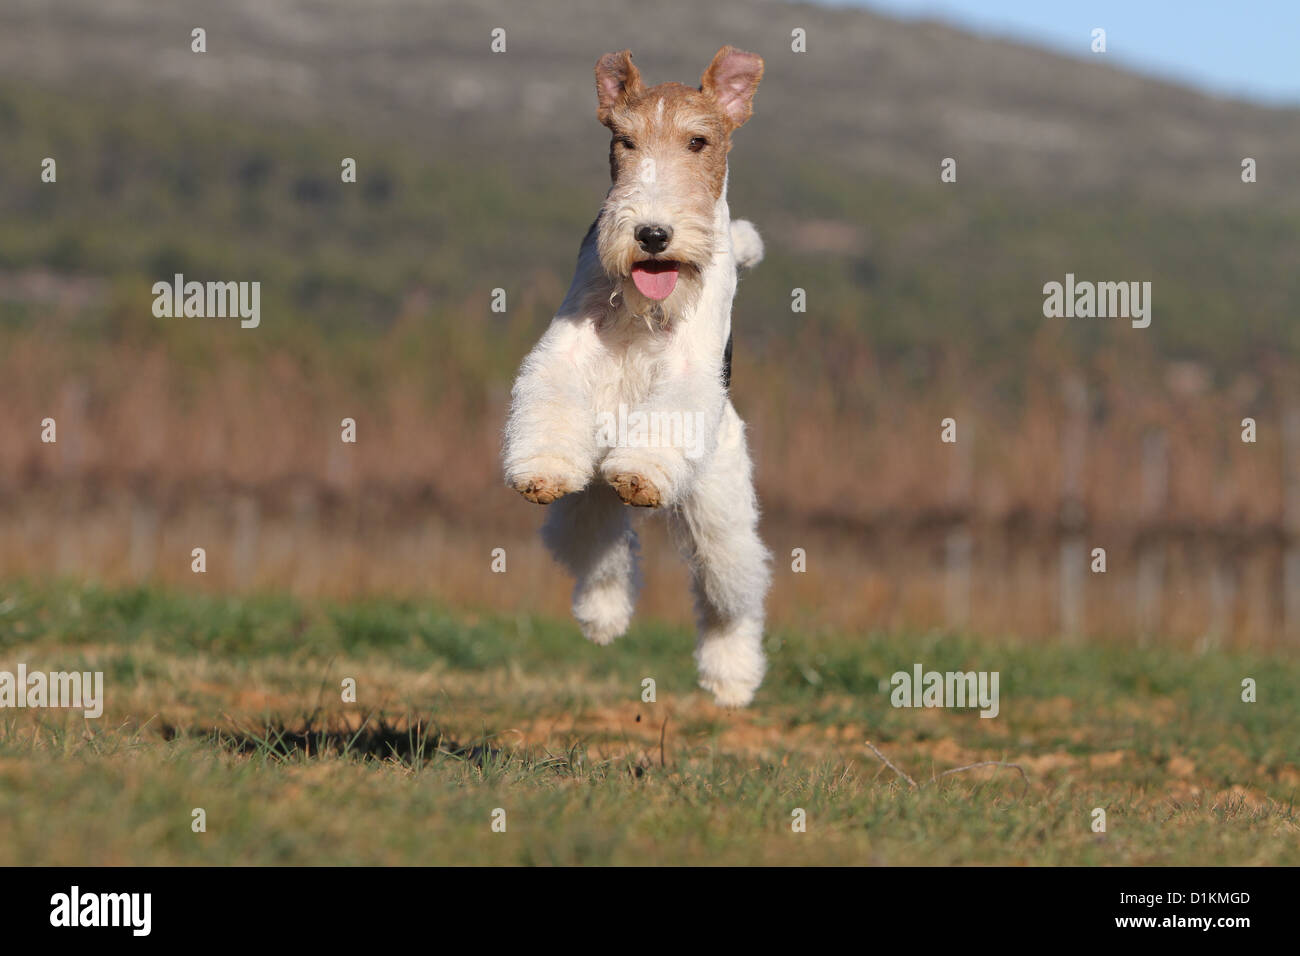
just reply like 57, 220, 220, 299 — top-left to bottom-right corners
3, 79, 1299, 401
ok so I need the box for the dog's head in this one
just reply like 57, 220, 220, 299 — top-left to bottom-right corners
593, 46, 763, 314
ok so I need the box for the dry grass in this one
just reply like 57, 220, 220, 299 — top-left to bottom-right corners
1, 328, 1297, 643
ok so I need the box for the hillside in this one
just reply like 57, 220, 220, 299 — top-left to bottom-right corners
1, 0, 1297, 369
5, 0, 1300, 206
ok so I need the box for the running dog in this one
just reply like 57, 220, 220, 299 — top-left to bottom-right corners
503, 46, 770, 707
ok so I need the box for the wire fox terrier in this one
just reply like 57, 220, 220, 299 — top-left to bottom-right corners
503, 46, 771, 707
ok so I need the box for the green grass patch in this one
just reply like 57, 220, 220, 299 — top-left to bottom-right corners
0, 582, 1296, 864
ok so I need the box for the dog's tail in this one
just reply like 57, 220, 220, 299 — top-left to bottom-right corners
730, 219, 764, 269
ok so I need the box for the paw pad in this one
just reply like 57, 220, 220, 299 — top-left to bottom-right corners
514, 476, 575, 504
608, 473, 661, 507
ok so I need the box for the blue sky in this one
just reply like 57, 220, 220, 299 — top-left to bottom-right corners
825, 0, 1300, 105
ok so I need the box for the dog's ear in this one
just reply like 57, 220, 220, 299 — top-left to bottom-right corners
700, 46, 763, 129
595, 50, 643, 127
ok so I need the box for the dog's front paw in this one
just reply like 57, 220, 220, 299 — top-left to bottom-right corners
508, 458, 589, 504
601, 452, 680, 508
606, 472, 662, 508
513, 476, 575, 504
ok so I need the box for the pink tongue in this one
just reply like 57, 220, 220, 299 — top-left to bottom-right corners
631, 265, 679, 300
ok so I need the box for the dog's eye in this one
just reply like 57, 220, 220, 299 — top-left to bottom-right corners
616, 136, 636, 150
688, 137, 708, 152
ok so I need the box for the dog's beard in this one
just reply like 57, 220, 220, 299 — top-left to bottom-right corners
579, 259, 705, 333
595, 211, 714, 327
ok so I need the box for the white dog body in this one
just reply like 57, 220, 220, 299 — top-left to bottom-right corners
503, 47, 771, 706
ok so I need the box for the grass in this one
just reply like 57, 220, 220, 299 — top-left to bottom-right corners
0, 581, 1297, 865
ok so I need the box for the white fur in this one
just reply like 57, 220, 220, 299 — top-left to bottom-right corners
504, 179, 771, 707
729, 219, 764, 269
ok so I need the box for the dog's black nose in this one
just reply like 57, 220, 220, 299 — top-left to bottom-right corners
635, 224, 671, 254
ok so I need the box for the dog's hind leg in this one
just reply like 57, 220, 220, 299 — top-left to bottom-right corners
541, 483, 641, 646
671, 402, 772, 707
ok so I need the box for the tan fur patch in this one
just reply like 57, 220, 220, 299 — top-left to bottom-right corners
608, 472, 662, 507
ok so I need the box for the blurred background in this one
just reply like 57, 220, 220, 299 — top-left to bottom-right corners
2, 0, 1299, 646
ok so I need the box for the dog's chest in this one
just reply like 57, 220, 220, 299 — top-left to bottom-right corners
589, 323, 675, 410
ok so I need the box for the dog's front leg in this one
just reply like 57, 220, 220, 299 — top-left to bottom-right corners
600, 356, 725, 509
504, 326, 598, 504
